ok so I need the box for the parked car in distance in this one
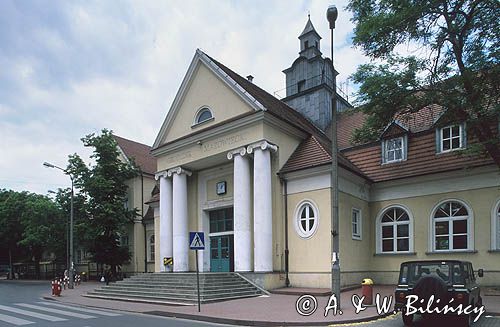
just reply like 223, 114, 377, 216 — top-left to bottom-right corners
394, 260, 483, 326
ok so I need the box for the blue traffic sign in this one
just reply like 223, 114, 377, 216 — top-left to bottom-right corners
189, 232, 205, 250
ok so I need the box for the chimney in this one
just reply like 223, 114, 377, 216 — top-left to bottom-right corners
246, 75, 254, 83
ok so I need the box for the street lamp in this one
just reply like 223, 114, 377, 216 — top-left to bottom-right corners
43, 161, 74, 289
326, 4, 340, 305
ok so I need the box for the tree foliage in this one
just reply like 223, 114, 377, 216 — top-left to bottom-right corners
0, 189, 67, 278
347, 0, 500, 164
67, 129, 138, 271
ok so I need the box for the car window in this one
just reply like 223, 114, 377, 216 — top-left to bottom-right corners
452, 263, 465, 284
406, 263, 451, 285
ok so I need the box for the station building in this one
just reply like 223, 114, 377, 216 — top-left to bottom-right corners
119, 18, 500, 289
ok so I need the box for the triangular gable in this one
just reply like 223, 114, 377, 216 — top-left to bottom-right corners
152, 49, 266, 149
380, 120, 409, 139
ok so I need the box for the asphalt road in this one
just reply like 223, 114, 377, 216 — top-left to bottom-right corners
340, 312, 500, 327
0, 280, 499, 327
0, 280, 227, 327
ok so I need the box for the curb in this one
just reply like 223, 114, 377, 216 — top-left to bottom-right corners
143, 311, 392, 326
42, 295, 391, 326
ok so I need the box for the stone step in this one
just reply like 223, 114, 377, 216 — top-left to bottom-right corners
100, 285, 257, 295
84, 290, 261, 304
105, 282, 252, 290
86, 272, 263, 304
88, 289, 260, 301
116, 280, 248, 287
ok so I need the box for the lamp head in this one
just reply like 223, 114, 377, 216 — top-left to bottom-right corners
326, 5, 338, 29
43, 162, 55, 168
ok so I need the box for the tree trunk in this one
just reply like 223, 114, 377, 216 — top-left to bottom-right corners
8, 248, 12, 280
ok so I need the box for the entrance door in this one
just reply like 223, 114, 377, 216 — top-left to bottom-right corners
209, 207, 234, 272
210, 235, 233, 272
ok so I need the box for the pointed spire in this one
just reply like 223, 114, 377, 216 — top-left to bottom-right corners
299, 15, 321, 39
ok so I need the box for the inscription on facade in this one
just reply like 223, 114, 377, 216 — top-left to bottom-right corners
166, 151, 192, 164
202, 134, 245, 152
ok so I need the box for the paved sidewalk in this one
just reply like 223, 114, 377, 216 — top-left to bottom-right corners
41, 282, 500, 326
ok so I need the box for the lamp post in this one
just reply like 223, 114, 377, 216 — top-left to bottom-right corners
44, 161, 74, 289
326, 4, 340, 305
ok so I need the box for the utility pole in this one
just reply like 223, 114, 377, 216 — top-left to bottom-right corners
326, 4, 340, 306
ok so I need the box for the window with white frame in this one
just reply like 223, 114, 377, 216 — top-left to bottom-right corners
194, 107, 213, 125
432, 200, 470, 251
295, 201, 319, 239
148, 234, 155, 261
379, 206, 411, 253
382, 136, 406, 163
439, 124, 464, 152
352, 208, 362, 240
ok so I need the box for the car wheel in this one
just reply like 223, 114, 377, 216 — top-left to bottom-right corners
402, 311, 414, 326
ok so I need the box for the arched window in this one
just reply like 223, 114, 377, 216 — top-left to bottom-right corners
294, 200, 319, 239
432, 200, 472, 251
194, 107, 213, 125
377, 206, 413, 253
149, 235, 155, 261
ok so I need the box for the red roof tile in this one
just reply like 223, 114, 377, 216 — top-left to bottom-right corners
113, 135, 156, 175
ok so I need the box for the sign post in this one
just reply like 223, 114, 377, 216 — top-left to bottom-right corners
189, 231, 205, 312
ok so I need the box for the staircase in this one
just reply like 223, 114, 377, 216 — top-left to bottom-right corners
84, 272, 265, 305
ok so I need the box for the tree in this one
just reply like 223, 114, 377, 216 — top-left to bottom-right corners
67, 129, 138, 276
0, 190, 67, 279
347, 0, 500, 165
18, 193, 67, 278
0, 190, 27, 278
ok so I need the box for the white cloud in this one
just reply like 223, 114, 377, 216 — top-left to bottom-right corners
0, 0, 370, 194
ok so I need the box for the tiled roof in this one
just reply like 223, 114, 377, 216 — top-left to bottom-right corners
113, 135, 156, 175
280, 135, 369, 179
342, 131, 494, 182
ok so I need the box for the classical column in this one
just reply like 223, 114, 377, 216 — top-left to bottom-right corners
247, 141, 277, 272
227, 147, 252, 272
155, 171, 172, 272
169, 167, 192, 272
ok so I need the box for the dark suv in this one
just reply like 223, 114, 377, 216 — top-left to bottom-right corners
394, 260, 483, 326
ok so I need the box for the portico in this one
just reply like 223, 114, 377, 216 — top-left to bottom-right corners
155, 140, 278, 273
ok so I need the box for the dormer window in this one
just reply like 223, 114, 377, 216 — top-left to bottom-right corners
193, 107, 214, 127
382, 136, 407, 164
437, 124, 465, 153
304, 40, 309, 48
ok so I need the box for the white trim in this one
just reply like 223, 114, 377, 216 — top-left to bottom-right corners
381, 136, 406, 164
351, 207, 362, 240
293, 199, 320, 239
428, 199, 474, 253
491, 198, 500, 250
375, 204, 414, 254
209, 231, 235, 237
438, 124, 464, 153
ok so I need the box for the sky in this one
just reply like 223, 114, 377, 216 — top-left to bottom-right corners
0, 0, 371, 195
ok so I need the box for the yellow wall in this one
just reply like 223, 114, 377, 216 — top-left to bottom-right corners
369, 186, 500, 285
162, 63, 254, 144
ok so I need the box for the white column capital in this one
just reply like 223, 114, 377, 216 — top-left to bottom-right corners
167, 167, 192, 177
246, 140, 278, 154
155, 170, 169, 180
227, 147, 247, 160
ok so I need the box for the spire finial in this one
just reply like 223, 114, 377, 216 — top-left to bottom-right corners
308, 11, 310, 20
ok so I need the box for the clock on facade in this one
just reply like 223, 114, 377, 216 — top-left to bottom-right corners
216, 181, 226, 195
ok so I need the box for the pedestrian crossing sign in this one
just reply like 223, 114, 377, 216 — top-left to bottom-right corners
189, 232, 205, 250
